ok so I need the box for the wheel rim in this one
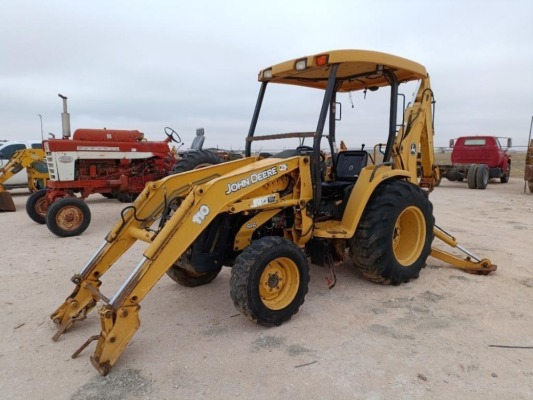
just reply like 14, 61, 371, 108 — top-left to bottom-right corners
35, 197, 49, 217
55, 205, 84, 231
392, 206, 426, 266
259, 257, 300, 310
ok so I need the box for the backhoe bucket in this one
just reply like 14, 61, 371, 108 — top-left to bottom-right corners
0, 191, 16, 212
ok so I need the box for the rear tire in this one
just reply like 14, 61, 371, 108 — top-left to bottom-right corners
115, 192, 137, 203
171, 150, 223, 174
445, 169, 457, 182
475, 164, 489, 189
467, 164, 478, 189
46, 197, 91, 237
165, 150, 224, 284
230, 236, 310, 326
167, 264, 222, 287
349, 180, 434, 285
26, 189, 49, 224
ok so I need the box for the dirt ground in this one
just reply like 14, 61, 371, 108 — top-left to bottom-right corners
1, 178, 532, 400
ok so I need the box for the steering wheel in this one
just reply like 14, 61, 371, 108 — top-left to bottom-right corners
164, 127, 181, 144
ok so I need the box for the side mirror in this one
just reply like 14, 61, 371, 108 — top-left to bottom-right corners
507, 138, 512, 148
449, 139, 455, 148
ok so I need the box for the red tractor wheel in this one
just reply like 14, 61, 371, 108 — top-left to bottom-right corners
46, 198, 91, 237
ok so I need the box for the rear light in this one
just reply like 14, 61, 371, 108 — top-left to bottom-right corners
315, 54, 328, 66
295, 59, 307, 71
263, 69, 273, 79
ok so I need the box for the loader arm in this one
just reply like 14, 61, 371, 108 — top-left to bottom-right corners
51, 155, 314, 375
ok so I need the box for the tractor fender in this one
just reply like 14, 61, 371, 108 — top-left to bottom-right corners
313, 165, 411, 239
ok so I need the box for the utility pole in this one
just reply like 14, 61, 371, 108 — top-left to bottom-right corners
38, 114, 43, 141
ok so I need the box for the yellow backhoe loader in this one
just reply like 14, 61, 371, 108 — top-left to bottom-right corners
50, 50, 496, 375
0, 148, 48, 211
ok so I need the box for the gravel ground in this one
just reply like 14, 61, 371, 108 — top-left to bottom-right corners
0, 178, 532, 400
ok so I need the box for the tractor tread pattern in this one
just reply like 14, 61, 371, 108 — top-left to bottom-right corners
230, 236, 310, 327
349, 180, 434, 285
171, 150, 223, 175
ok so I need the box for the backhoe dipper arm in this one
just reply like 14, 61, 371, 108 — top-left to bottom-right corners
394, 77, 437, 190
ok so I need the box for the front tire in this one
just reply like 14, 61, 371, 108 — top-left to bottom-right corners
46, 197, 91, 237
349, 180, 434, 285
230, 236, 310, 327
26, 189, 49, 224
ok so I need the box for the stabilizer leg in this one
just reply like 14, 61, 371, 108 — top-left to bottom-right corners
430, 225, 497, 275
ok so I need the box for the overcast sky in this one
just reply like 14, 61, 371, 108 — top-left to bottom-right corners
2, 0, 532, 149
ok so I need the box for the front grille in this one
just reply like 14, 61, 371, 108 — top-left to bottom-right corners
46, 152, 57, 180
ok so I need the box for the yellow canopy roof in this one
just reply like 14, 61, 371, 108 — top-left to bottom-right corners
258, 49, 427, 92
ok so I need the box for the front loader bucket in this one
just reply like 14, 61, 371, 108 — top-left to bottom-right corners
0, 191, 16, 212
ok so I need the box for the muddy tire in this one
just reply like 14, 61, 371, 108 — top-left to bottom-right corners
349, 180, 434, 285
467, 164, 478, 189
46, 197, 91, 237
230, 236, 310, 327
26, 189, 49, 224
167, 245, 221, 287
115, 192, 137, 203
171, 150, 223, 174
167, 264, 222, 287
164, 150, 224, 284
475, 164, 489, 189
445, 169, 457, 182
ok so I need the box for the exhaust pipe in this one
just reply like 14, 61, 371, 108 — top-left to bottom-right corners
58, 94, 71, 139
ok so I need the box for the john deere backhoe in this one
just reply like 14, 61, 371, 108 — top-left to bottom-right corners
50, 50, 496, 375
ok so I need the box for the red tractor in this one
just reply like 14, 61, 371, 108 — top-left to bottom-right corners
25, 95, 183, 237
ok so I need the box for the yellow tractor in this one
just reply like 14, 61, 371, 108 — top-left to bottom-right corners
50, 50, 496, 375
0, 148, 49, 211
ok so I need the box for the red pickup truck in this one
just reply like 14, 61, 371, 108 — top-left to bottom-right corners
438, 135, 512, 189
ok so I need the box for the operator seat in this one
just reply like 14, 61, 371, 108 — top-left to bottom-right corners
319, 150, 368, 220
190, 128, 206, 150
321, 150, 368, 198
